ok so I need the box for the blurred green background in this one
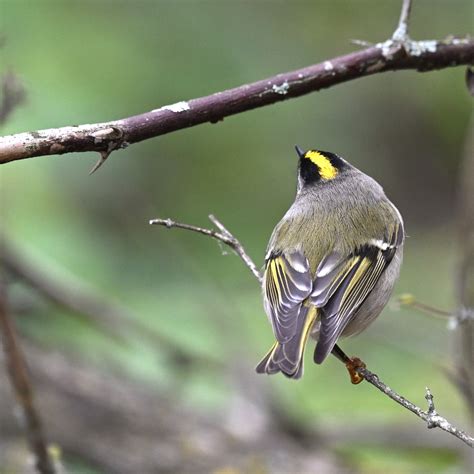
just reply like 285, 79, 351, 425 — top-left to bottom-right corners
1, 0, 473, 473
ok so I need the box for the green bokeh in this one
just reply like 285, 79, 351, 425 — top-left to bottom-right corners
1, 0, 472, 472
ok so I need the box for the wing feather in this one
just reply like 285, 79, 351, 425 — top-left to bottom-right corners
313, 225, 403, 364
261, 224, 403, 371
256, 305, 317, 379
263, 251, 312, 343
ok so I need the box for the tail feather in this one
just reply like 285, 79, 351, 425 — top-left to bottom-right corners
255, 342, 281, 374
255, 306, 317, 379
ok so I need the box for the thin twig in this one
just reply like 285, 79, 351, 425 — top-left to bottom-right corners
393, 0, 413, 41
359, 367, 473, 448
150, 213, 474, 448
1, 36, 472, 165
397, 294, 452, 318
410, 301, 452, 318
396, 294, 474, 331
149, 216, 262, 283
208, 214, 263, 283
0, 286, 55, 474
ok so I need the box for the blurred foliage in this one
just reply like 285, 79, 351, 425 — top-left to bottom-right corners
338, 445, 461, 474
1, 0, 473, 472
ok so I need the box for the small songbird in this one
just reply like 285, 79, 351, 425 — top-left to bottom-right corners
256, 147, 404, 382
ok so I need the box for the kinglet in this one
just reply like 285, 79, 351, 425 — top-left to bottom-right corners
256, 147, 404, 381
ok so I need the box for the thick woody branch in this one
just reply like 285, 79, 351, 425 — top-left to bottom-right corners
455, 113, 474, 414
0, 287, 55, 474
150, 213, 474, 449
0, 37, 472, 166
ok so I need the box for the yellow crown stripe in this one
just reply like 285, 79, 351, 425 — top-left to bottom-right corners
305, 151, 338, 180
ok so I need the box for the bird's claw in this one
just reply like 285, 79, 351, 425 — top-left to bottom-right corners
345, 357, 366, 384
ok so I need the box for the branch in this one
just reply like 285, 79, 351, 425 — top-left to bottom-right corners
0, 36, 472, 166
395, 294, 474, 334
0, 71, 26, 126
0, 235, 215, 369
359, 368, 474, 448
393, 0, 413, 41
149, 216, 262, 283
0, 286, 55, 474
0, 341, 346, 474
397, 293, 452, 318
150, 213, 474, 449
454, 112, 474, 414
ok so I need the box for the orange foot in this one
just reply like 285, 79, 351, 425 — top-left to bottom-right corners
345, 357, 366, 385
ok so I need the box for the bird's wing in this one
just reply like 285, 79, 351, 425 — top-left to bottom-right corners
263, 250, 313, 343
312, 224, 404, 364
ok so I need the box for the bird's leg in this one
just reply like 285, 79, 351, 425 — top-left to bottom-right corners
331, 344, 366, 385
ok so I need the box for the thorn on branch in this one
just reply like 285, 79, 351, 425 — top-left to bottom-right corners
88, 126, 127, 174
89, 150, 111, 175
2, 9, 473, 166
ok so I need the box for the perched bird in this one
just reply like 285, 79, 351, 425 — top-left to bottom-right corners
256, 147, 404, 382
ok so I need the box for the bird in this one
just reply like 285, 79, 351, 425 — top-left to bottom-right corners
255, 146, 404, 382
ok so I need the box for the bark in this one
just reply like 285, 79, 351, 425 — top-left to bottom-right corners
0, 38, 472, 165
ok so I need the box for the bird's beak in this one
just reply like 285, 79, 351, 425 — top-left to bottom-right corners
294, 145, 305, 159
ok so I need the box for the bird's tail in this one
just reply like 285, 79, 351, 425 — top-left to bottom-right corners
255, 306, 317, 379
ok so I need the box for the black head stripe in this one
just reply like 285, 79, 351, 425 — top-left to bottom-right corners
297, 149, 346, 185
316, 150, 346, 171
298, 156, 322, 184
